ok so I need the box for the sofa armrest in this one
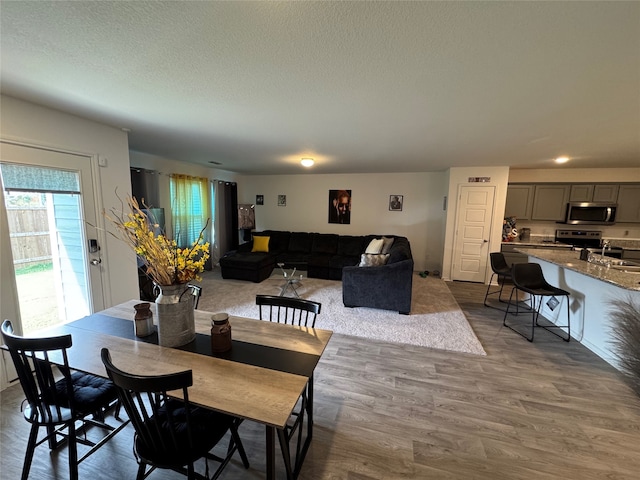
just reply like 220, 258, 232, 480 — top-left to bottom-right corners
342, 259, 414, 314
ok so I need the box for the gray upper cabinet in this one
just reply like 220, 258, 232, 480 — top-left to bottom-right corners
616, 184, 640, 222
531, 185, 570, 221
569, 184, 594, 202
505, 185, 534, 220
593, 184, 619, 203
569, 184, 619, 202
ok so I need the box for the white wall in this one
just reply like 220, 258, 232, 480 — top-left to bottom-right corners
442, 166, 511, 281
237, 172, 448, 273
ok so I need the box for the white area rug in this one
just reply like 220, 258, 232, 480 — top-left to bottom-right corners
197, 271, 486, 356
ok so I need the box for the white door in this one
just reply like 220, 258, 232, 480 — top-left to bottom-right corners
0, 142, 104, 334
452, 185, 495, 282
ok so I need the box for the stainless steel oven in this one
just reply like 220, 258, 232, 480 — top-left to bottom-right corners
564, 202, 617, 225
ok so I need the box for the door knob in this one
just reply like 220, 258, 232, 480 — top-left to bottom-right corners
90, 258, 102, 266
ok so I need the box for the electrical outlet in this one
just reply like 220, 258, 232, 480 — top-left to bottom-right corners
547, 296, 559, 311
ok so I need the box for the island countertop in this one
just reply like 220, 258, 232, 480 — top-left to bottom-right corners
515, 248, 640, 292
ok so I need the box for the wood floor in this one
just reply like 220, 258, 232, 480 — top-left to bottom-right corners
2, 281, 639, 479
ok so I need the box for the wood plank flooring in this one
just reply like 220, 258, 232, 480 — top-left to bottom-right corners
2, 280, 639, 479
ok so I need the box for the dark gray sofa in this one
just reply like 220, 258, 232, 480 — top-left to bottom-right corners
219, 230, 413, 314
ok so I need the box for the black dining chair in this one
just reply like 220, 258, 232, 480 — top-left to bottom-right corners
255, 294, 322, 475
256, 294, 321, 328
483, 252, 514, 307
101, 348, 250, 480
1, 320, 126, 480
188, 284, 202, 309
502, 263, 571, 342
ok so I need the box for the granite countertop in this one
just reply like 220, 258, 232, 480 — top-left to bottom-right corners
515, 248, 640, 292
502, 241, 572, 248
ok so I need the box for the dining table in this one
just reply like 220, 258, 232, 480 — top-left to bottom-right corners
30, 299, 333, 480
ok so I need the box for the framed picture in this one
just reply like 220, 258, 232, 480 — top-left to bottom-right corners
389, 195, 403, 211
278, 195, 286, 207
256, 195, 264, 205
328, 189, 351, 224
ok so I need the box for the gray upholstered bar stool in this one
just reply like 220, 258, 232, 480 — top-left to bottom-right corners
503, 262, 571, 342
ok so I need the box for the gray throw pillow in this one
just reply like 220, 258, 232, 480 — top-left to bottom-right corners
359, 253, 390, 267
380, 237, 395, 254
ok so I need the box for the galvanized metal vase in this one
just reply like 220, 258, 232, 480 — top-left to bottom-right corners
154, 283, 195, 347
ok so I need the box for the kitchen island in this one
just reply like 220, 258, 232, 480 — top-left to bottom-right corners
515, 248, 640, 369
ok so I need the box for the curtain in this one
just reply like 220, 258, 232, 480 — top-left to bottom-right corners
211, 180, 238, 266
169, 174, 211, 250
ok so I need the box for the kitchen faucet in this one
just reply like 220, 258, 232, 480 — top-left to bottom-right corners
601, 239, 611, 257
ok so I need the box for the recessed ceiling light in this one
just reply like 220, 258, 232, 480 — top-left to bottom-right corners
301, 158, 314, 167
555, 156, 569, 164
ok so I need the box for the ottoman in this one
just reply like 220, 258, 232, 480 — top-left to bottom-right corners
219, 252, 276, 283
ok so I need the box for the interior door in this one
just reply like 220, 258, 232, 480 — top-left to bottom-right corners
452, 185, 495, 282
0, 141, 104, 334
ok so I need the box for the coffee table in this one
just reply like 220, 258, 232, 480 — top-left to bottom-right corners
278, 263, 303, 298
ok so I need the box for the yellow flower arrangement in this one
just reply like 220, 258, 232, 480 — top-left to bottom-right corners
108, 196, 210, 286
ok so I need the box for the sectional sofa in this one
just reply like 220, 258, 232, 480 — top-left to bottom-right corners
219, 230, 414, 314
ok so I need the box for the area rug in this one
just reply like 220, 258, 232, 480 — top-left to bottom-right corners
197, 271, 486, 356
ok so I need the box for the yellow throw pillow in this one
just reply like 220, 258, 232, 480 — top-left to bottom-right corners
251, 236, 270, 253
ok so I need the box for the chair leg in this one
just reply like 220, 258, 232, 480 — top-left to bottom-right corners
68, 421, 78, 480
230, 420, 250, 468
483, 273, 497, 306
503, 288, 535, 342
21, 423, 39, 480
536, 295, 571, 342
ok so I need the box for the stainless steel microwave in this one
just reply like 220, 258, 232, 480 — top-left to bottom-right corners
564, 202, 617, 225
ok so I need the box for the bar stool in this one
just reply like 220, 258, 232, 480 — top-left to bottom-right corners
503, 263, 571, 342
483, 252, 514, 307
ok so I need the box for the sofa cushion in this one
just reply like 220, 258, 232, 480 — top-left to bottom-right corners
312, 234, 339, 254
359, 253, 390, 267
388, 237, 412, 263
288, 232, 312, 253
251, 236, 270, 252
263, 230, 291, 254
337, 236, 365, 256
365, 238, 384, 254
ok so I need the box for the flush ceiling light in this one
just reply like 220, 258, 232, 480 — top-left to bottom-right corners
301, 158, 314, 167
555, 156, 569, 164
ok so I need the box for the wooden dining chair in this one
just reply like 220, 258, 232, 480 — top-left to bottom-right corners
256, 294, 321, 328
255, 294, 322, 475
101, 348, 250, 480
1, 320, 126, 480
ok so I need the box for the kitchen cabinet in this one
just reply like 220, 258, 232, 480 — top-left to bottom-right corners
593, 184, 619, 203
569, 184, 619, 203
531, 185, 570, 221
616, 184, 640, 223
505, 185, 534, 220
569, 185, 594, 202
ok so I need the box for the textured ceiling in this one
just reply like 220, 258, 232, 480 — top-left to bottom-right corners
1, 1, 639, 175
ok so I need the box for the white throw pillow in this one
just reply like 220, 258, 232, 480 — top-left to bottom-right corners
359, 253, 390, 267
365, 238, 384, 254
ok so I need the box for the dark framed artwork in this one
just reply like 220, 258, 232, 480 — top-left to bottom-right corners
328, 189, 351, 224
389, 195, 403, 211
278, 195, 286, 207
256, 195, 264, 205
